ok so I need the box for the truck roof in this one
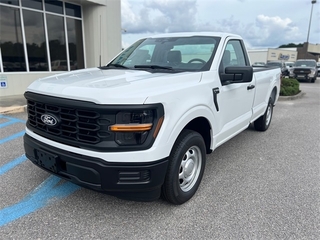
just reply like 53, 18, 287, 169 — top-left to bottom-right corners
148, 32, 241, 39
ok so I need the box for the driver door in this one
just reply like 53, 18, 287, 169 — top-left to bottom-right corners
215, 39, 255, 145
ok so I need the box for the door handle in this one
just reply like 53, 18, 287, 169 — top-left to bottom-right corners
247, 85, 255, 90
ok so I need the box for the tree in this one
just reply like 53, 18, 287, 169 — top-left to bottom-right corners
278, 43, 303, 48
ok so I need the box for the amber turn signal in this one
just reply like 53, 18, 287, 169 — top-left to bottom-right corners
110, 123, 153, 132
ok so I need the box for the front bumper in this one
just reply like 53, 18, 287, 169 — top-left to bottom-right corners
294, 74, 314, 80
24, 134, 169, 201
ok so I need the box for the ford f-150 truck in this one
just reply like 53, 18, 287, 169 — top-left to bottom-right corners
291, 59, 318, 83
24, 32, 281, 204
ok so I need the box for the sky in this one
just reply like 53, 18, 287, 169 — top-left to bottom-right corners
121, 0, 320, 49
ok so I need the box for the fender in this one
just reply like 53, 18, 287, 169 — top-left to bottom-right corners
156, 104, 216, 156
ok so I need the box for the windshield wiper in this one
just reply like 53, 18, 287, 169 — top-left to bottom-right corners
100, 64, 128, 69
134, 65, 173, 70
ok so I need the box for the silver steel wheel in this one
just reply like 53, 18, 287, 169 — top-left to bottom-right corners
162, 130, 206, 204
179, 145, 202, 192
265, 105, 272, 126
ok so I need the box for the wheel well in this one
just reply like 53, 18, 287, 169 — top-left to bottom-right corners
271, 87, 277, 105
184, 117, 212, 154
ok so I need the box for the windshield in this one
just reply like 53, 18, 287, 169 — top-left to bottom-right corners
107, 36, 220, 72
295, 61, 316, 67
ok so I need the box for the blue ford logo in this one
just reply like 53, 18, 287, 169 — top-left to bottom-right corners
41, 114, 58, 126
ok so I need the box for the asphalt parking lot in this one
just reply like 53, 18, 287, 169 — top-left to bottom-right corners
0, 81, 319, 239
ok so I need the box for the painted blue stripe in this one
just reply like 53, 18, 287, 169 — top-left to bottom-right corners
0, 119, 20, 128
0, 115, 26, 124
0, 131, 25, 145
0, 175, 81, 227
0, 114, 25, 128
0, 155, 28, 176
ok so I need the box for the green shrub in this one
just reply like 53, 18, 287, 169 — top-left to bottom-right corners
280, 78, 300, 96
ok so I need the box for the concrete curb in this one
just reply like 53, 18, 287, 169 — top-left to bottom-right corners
0, 105, 27, 114
278, 91, 306, 101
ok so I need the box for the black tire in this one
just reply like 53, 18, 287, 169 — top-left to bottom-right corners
311, 78, 315, 83
254, 98, 273, 131
161, 130, 206, 205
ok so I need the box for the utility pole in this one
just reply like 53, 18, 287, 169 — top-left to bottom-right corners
305, 0, 317, 58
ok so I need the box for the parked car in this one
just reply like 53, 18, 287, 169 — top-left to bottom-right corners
291, 59, 318, 83
252, 62, 266, 67
24, 32, 281, 204
317, 62, 320, 77
284, 61, 294, 71
266, 61, 288, 76
51, 60, 68, 71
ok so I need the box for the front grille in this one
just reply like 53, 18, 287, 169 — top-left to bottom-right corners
293, 68, 311, 75
27, 100, 106, 144
25, 92, 119, 151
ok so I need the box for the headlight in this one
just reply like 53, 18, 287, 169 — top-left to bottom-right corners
308, 70, 316, 77
109, 109, 164, 146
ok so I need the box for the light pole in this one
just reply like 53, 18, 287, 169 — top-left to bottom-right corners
306, 0, 317, 58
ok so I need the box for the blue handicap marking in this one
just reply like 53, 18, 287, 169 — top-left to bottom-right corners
0, 131, 25, 145
0, 81, 6, 88
0, 112, 81, 226
0, 175, 81, 227
0, 115, 26, 128
0, 155, 27, 176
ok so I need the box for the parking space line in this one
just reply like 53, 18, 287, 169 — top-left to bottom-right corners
0, 115, 81, 227
0, 120, 24, 128
0, 175, 81, 227
0, 131, 25, 145
0, 115, 26, 128
0, 155, 27, 176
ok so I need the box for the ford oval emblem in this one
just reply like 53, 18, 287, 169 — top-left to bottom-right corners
41, 114, 58, 126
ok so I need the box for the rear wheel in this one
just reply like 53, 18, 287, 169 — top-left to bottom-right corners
162, 130, 206, 205
254, 98, 273, 131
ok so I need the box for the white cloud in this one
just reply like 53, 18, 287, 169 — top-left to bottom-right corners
121, 0, 320, 48
251, 15, 301, 47
121, 0, 198, 34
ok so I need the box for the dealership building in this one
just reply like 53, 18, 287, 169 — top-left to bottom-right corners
248, 43, 320, 65
0, 0, 121, 97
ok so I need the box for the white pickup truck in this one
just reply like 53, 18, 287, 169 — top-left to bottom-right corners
24, 32, 280, 204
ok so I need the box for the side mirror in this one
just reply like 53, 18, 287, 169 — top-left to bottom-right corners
220, 66, 253, 85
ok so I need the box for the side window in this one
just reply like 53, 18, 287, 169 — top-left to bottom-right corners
172, 44, 214, 63
220, 40, 247, 73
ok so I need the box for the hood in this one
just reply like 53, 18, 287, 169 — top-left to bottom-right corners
26, 68, 202, 104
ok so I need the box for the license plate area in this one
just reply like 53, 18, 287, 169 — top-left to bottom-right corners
297, 75, 305, 78
35, 149, 58, 173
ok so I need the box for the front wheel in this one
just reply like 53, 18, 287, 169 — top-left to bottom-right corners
254, 98, 273, 131
161, 130, 206, 205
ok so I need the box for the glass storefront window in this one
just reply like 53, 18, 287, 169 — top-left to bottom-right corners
65, 2, 81, 18
22, 0, 42, 10
67, 18, 84, 70
44, 0, 63, 14
23, 9, 48, 71
0, 0, 84, 73
0, 0, 19, 6
0, 5, 26, 72
46, 14, 67, 71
